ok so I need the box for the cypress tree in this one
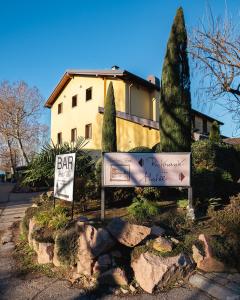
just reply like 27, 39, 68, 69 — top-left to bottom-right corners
209, 121, 220, 143
159, 7, 191, 152
102, 81, 117, 152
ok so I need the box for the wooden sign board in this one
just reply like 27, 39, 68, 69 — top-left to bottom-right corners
103, 152, 191, 187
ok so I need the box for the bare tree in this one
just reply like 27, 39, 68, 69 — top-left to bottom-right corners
0, 81, 48, 166
189, 7, 240, 131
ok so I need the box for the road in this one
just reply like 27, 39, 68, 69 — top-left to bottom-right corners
0, 183, 210, 300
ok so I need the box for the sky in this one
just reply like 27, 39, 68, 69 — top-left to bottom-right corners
0, 0, 239, 137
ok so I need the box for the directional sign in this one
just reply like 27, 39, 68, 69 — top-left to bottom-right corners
103, 152, 191, 187
54, 153, 76, 201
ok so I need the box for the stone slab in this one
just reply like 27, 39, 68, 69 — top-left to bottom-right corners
189, 273, 240, 300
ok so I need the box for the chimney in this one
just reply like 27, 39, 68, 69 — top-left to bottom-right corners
147, 75, 160, 87
111, 65, 120, 70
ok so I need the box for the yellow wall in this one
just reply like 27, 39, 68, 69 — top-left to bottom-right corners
51, 76, 127, 148
94, 114, 160, 151
125, 83, 154, 120
51, 75, 158, 150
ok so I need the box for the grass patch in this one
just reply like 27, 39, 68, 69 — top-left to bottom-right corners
56, 227, 79, 266
14, 233, 55, 277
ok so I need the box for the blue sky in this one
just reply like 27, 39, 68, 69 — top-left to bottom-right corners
0, 0, 239, 137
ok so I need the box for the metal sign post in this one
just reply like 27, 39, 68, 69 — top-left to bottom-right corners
101, 156, 105, 220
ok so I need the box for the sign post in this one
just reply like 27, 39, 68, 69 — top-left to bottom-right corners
102, 152, 193, 220
54, 153, 76, 219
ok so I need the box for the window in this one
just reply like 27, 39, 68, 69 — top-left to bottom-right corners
86, 87, 92, 101
85, 124, 92, 139
58, 103, 63, 114
72, 95, 77, 107
71, 128, 77, 143
57, 132, 62, 145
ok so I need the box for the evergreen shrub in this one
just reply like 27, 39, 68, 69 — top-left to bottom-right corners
127, 196, 159, 222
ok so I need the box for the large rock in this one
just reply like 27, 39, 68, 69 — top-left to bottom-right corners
107, 218, 151, 247
37, 242, 54, 264
152, 237, 173, 253
192, 234, 227, 273
77, 251, 95, 276
131, 251, 192, 293
99, 267, 128, 286
53, 236, 61, 267
76, 224, 115, 275
93, 254, 112, 273
77, 224, 115, 257
28, 218, 37, 248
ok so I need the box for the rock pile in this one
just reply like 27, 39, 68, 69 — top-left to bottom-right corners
26, 216, 195, 293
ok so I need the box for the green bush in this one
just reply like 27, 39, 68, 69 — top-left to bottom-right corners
177, 199, 188, 209
192, 140, 240, 202
55, 227, 79, 266
192, 140, 240, 180
152, 142, 161, 153
209, 193, 240, 235
135, 187, 161, 201
35, 206, 69, 230
156, 209, 191, 238
127, 196, 159, 222
209, 235, 240, 270
128, 146, 152, 153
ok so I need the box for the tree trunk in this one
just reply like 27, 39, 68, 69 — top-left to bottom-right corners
6, 137, 15, 176
17, 136, 29, 165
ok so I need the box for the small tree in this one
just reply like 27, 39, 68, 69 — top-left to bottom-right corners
102, 82, 117, 152
159, 7, 192, 152
209, 121, 221, 143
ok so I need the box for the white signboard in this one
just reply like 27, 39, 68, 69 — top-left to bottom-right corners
54, 153, 76, 201
103, 152, 191, 187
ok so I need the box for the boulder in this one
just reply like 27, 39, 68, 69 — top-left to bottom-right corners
107, 218, 150, 247
28, 218, 37, 248
37, 242, 54, 264
77, 224, 115, 257
99, 267, 128, 286
110, 250, 122, 258
77, 251, 95, 276
152, 237, 173, 253
32, 239, 39, 252
150, 225, 165, 237
131, 251, 192, 293
53, 238, 61, 267
76, 224, 115, 275
192, 234, 227, 273
93, 254, 112, 273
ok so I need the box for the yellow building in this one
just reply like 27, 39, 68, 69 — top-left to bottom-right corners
45, 66, 223, 152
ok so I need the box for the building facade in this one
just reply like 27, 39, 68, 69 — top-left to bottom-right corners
45, 67, 223, 151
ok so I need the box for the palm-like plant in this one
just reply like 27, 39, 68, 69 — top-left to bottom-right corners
22, 137, 94, 187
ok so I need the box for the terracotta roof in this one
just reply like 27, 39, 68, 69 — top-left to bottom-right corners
223, 138, 240, 145
45, 69, 159, 108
